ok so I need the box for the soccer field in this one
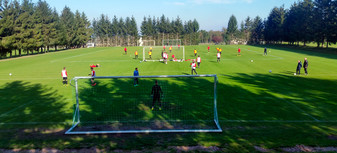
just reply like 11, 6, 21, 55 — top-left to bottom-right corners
0, 45, 337, 151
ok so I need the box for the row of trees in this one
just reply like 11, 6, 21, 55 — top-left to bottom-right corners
220, 0, 337, 47
92, 15, 138, 47
91, 14, 200, 46
264, 0, 337, 47
1, 0, 336, 58
0, 0, 92, 57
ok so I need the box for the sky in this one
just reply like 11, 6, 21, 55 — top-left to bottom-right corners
32, 0, 297, 31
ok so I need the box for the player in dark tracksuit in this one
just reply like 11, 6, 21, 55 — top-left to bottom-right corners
264, 47, 267, 56
303, 58, 308, 75
296, 60, 302, 75
151, 80, 163, 110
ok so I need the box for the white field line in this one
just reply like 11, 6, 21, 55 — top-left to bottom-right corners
221, 120, 337, 123
0, 101, 35, 118
0, 121, 73, 125
50, 48, 112, 63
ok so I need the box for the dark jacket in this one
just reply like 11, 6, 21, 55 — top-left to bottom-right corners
303, 60, 308, 68
297, 61, 302, 70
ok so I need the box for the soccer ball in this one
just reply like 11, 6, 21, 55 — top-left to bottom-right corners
294, 73, 297, 75
9, 73, 12, 76
140, 61, 142, 63
251, 60, 253, 62
269, 70, 272, 73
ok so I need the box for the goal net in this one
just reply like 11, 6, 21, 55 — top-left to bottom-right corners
65, 75, 221, 134
143, 46, 185, 62
162, 39, 181, 46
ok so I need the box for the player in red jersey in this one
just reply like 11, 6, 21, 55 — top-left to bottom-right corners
124, 47, 127, 54
89, 67, 96, 86
163, 45, 166, 51
61, 67, 68, 86
238, 48, 241, 56
207, 46, 210, 52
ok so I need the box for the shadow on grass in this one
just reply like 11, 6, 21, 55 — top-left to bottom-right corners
0, 81, 70, 126
249, 44, 337, 60
220, 73, 337, 121
0, 74, 337, 151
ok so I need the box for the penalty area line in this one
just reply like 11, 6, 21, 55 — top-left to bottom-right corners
0, 101, 35, 118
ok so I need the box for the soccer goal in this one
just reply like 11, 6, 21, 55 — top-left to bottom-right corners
141, 40, 155, 46
143, 46, 185, 62
65, 75, 221, 134
162, 39, 181, 46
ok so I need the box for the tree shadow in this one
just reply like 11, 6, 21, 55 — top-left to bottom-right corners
248, 45, 337, 60
0, 81, 71, 148
1, 75, 337, 150
220, 73, 337, 121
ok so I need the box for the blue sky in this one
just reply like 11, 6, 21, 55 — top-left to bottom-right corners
32, 0, 297, 31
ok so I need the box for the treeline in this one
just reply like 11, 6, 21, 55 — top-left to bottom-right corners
91, 14, 200, 46
219, 0, 337, 48
0, 0, 92, 57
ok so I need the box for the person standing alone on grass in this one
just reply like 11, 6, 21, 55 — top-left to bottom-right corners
151, 80, 163, 110
61, 67, 68, 86
217, 52, 221, 63
296, 60, 302, 75
303, 58, 308, 75
264, 47, 267, 56
134, 68, 139, 86
191, 60, 197, 75
208, 46, 210, 52
238, 48, 241, 56
194, 49, 197, 57
197, 55, 201, 68
89, 67, 96, 86
135, 50, 138, 59
124, 47, 127, 54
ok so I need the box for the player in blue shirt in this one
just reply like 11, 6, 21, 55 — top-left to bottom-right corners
134, 68, 139, 86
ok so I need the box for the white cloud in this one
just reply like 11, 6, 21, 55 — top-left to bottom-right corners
173, 2, 186, 5
188, 0, 253, 4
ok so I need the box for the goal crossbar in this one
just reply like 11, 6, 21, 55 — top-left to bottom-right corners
65, 74, 222, 134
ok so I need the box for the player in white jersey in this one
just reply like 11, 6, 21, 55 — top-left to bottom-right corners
190, 60, 197, 75
197, 55, 201, 68
163, 51, 168, 64
217, 52, 221, 63
61, 67, 68, 86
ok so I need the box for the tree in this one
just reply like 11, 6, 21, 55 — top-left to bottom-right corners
226, 15, 238, 44
60, 6, 75, 48
264, 6, 285, 43
249, 16, 264, 44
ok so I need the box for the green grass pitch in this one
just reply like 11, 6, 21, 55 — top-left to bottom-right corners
0, 45, 337, 151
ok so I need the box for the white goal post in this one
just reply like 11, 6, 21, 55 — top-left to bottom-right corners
65, 75, 221, 134
143, 46, 185, 62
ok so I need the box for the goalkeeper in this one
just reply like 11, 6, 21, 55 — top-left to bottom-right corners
151, 80, 163, 110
